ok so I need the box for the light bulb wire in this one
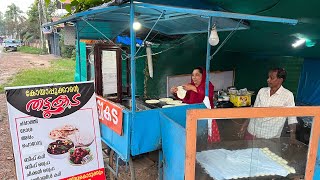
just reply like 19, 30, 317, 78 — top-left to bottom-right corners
210, 19, 243, 59
135, 10, 165, 56
135, 34, 201, 59
81, 14, 196, 60
81, 17, 129, 59
211, 24, 217, 31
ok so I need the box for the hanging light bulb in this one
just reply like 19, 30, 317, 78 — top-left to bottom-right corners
133, 20, 141, 31
208, 25, 219, 46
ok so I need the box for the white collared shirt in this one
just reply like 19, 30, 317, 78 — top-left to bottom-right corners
247, 86, 298, 139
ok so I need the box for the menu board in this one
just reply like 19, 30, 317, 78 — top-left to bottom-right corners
5, 82, 105, 180
101, 50, 117, 96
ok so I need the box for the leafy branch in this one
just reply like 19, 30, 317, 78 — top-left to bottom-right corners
44, 0, 111, 15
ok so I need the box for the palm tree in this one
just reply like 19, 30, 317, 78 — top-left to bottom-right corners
5, 3, 24, 39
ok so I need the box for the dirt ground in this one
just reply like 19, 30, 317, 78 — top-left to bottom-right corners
0, 50, 52, 85
0, 48, 158, 180
0, 49, 56, 179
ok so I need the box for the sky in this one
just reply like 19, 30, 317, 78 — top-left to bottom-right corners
0, 0, 35, 16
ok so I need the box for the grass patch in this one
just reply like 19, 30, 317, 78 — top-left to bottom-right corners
18, 46, 42, 54
0, 59, 75, 93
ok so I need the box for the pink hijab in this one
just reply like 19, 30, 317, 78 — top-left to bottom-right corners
182, 67, 214, 108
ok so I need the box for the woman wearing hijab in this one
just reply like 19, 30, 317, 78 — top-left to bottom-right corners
170, 67, 220, 143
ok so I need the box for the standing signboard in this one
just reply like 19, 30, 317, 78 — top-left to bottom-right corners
5, 81, 105, 180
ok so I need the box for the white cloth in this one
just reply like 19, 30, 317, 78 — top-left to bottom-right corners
203, 96, 212, 136
196, 148, 290, 180
248, 86, 298, 139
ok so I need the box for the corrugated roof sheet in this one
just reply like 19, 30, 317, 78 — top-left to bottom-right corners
43, 2, 297, 40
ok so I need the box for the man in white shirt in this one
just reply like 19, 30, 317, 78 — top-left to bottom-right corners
239, 68, 298, 141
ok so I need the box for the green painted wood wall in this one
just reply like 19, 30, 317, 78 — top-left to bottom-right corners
139, 34, 304, 98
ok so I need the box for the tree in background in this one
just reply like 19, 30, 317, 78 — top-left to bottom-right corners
0, 12, 5, 36
45, 0, 117, 15
23, 1, 41, 42
4, 4, 26, 39
20, 0, 57, 53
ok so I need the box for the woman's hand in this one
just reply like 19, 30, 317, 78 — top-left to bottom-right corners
170, 86, 178, 94
183, 84, 197, 92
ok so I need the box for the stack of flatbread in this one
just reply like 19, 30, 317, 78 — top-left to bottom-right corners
166, 100, 183, 105
145, 99, 160, 104
159, 98, 173, 102
162, 100, 187, 108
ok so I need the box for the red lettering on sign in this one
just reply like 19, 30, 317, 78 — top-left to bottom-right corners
25, 93, 81, 118
96, 96, 123, 135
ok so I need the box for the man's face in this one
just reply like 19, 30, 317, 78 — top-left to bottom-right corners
267, 71, 283, 88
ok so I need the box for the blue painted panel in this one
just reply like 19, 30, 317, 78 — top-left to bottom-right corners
314, 140, 320, 179
130, 104, 208, 156
131, 109, 161, 155
160, 103, 206, 127
160, 112, 186, 180
297, 59, 320, 105
100, 110, 131, 161
160, 104, 209, 179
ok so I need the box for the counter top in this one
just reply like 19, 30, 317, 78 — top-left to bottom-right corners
196, 138, 308, 179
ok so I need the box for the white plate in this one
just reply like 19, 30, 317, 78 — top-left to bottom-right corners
174, 103, 187, 106
162, 105, 175, 108
145, 99, 160, 104
177, 86, 187, 99
159, 98, 173, 102
166, 100, 183, 105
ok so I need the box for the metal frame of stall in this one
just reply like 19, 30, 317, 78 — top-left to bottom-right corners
43, 1, 299, 179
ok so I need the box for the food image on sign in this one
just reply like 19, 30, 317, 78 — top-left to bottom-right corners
49, 124, 94, 147
49, 125, 78, 140
47, 139, 74, 159
68, 131, 94, 147
47, 124, 95, 161
69, 147, 93, 165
